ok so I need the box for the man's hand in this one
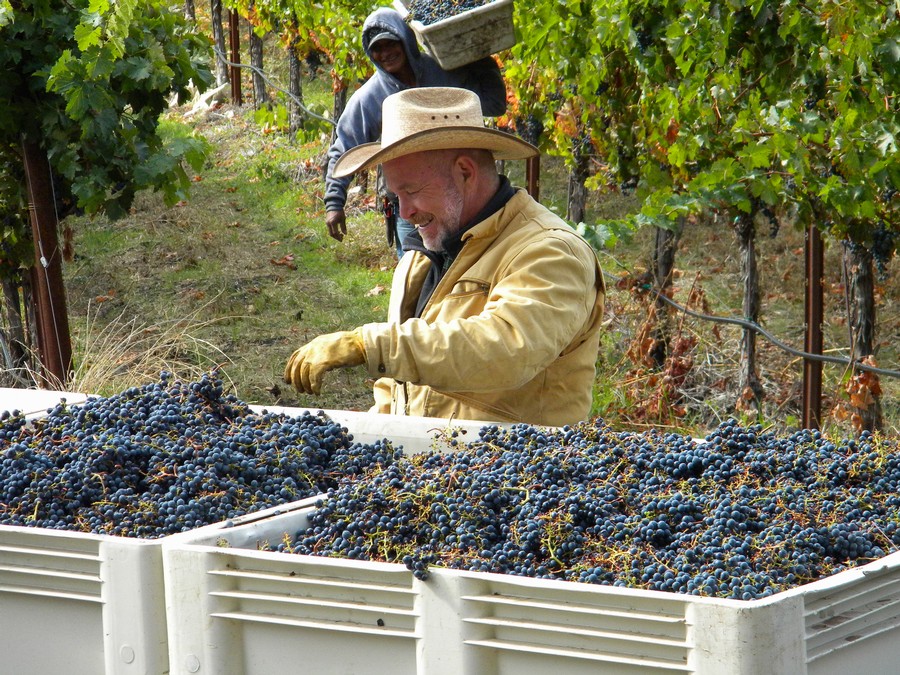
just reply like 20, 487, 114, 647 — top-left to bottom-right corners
283, 329, 366, 394
326, 209, 348, 241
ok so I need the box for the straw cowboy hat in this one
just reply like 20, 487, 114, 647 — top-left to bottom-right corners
332, 87, 538, 178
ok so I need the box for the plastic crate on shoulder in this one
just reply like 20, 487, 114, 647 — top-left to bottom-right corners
393, 0, 516, 70
162, 503, 900, 675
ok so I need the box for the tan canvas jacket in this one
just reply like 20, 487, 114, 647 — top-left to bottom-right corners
360, 189, 606, 427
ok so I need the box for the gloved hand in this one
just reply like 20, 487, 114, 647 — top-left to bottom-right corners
326, 209, 347, 241
283, 328, 366, 395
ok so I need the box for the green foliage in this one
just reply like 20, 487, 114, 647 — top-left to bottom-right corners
0, 143, 31, 279
254, 102, 291, 132
197, 0, 900, 269
507, 0, 898, 265
227, 0, 373, 88
575, 219, 627, 250
0, 0, 214, 270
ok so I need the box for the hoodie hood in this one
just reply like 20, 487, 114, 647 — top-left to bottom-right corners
362, 8, 424, 83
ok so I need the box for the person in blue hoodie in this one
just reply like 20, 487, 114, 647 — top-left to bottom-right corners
323, 6, 507, 256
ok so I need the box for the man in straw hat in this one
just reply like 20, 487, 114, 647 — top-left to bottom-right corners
285, 87, 605, 426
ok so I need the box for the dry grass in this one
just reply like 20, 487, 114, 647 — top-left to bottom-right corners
58, 300, 233, 397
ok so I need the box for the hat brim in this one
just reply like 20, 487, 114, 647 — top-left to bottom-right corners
368, 31, 399, 45
332, 127, 538, 178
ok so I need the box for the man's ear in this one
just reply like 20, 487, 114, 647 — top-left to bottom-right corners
454, 152, 478, 184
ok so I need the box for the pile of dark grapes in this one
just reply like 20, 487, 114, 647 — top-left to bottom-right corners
407, 0, 490, 25
0, 372, 401, 538
279, 419, 900, 600
7, 372, 899, 602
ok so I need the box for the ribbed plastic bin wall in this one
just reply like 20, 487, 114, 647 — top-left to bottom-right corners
0, 499, 331, 675
163, 503, 418, 675
0, 389, 494, 674
163, 505, 900, 675
0, 526, 161, 675
393, 0, 516, 70
448, 559, 900, 675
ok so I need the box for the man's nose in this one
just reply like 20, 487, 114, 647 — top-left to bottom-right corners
397, 197, 412, 221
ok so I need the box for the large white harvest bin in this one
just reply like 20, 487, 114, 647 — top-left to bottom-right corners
0, 526, 162, 675
163, 505, 900, 675
163, 503, 419, 675
393, 0, 517, 70
0, 388, 501, 674
0, 501, 323, 675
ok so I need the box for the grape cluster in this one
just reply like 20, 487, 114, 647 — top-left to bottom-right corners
0, 372, 401, 538
279, 419, 900, 600
407, 0, 490, 25
515, 114, 543, 146
573, 131, 593, 157
759, 204, 779, 237
870, 219, 896, 279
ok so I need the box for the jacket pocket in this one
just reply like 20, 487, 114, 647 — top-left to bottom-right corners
446, 280, 489, 298
428, 280, 489, 321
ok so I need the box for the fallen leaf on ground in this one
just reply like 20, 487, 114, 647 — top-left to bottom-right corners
271, 254, 297, 270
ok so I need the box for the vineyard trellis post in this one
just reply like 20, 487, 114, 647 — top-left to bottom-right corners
21, 138, 72, 387
229, 10, 243, 105
803, 223, 825, 429
526, 156, 540, 201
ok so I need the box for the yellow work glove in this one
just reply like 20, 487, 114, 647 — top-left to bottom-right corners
283, 328, 366, 395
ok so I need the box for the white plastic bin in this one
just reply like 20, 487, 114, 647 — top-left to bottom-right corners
163, 501, 418, 675
163, 504, 900, 675
0, 525, 166, 675
0, 499, 328, 675
254, 404, 494, 455
0, 388, 502, 674
393, 0, 517, 70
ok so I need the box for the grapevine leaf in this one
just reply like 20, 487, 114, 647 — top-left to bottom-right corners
0, 1, 13, 29
877, 132, 897, 155
74, 23, 102, 51
121, 56, 153, 81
